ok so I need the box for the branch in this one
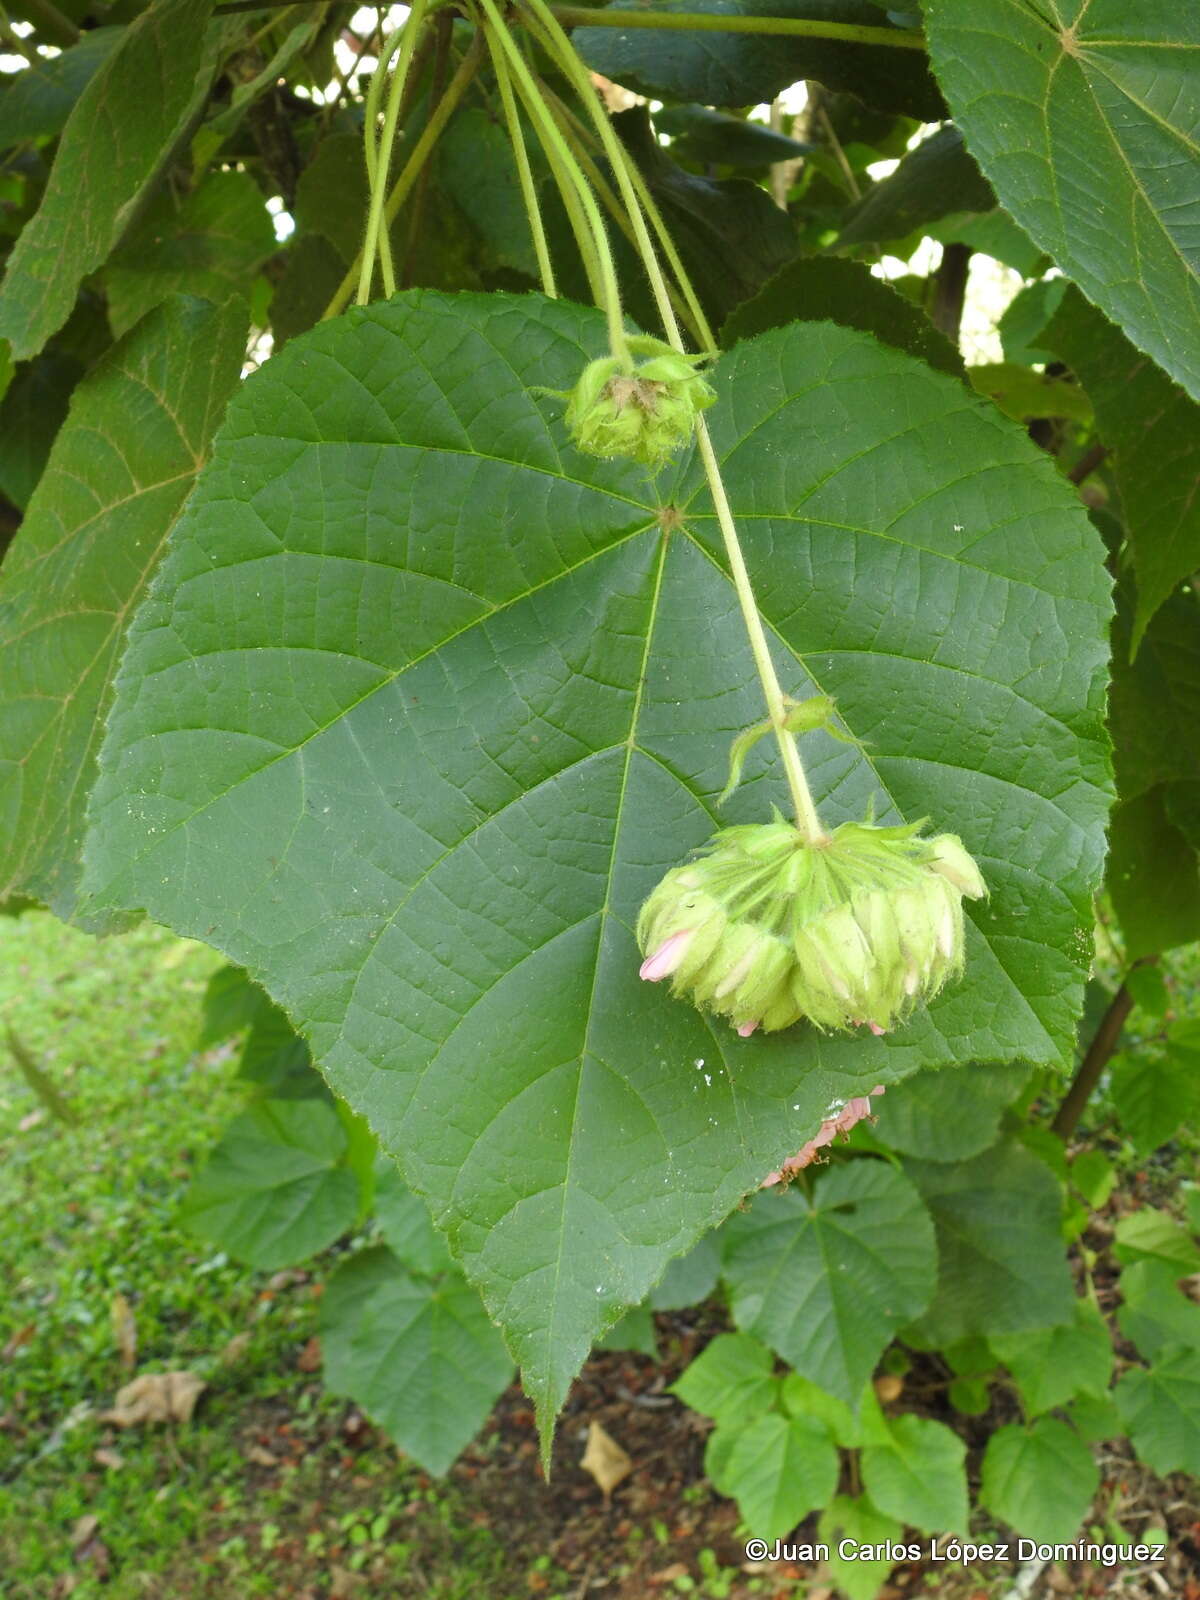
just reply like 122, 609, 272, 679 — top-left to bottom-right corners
1051, 957, 1156, 1141
548, 6, 927, 48
1068, 441, 1109, 486
931, 242, 971, 343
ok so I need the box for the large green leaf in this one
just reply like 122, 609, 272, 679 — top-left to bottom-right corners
1046, 288, 1200, 652
672, 1333, 779, 1426
80, 291, 1111, 1442
722, 256, 962, 376
1111, 1046, 1200, 1155
833, 125, 994, 251
0, 26, 122, 148
0, 295, 247, 917
104, 171, 277, 339
904, 1139, 1075, 1343
868, 1059, 1028, 1161
180, 1096, 362, 1269
925, 0, 1200, 401
0, 0, 221, 361
574, 1, 943, 118
321, 1244, 514, 1475
724, 1162, 936, 1403
979, 1418, 1099, 1543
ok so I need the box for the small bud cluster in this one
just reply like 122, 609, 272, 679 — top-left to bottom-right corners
564, 337, 715, 468
761, 1086, 886, 1187
637, 818, 987, 1037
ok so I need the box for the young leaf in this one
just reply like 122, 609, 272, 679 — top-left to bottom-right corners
374, 1157, 454, 1278
720, 1411, 839, 1541
1110, 1048, 1200, 1156
724, 1163, 937, 1405
321, 1244, 514, 1476
1114, 1348, 1200, 1477
79, 292, 1112, 1445
904, 1140, 1074, 1344
1117, 1260, 1200, 1363
925, 0, 1200, 401
861, 1413, 968, 1536
671, 1333, 778, 1426
979, 1418, 1099, 1544
1113, 1209, 1200, 1272
1044, 288, 1200, 654
180, 1097, 361, 1269
818, 1496, 907, 1600
780, 1371, 863, 1449
0, 0, 222, 360
0, 295, 247, 918
989, 1299, 1113, 1417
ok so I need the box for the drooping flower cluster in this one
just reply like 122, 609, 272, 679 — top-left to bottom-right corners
761, 1086, 886, 1187
637, 818, 986, 1037
564, 336, 715, 468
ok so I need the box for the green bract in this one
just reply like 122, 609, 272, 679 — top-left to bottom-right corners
563, 335, 715, 467
637, 819, 987, 1036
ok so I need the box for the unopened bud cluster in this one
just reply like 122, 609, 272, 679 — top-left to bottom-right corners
564, 337, 715, 468
637, 819, 986, 1037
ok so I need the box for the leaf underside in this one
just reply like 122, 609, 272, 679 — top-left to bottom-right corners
80, 290, 1111, 1445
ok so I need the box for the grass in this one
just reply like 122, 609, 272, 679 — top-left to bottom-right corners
0, 911, 538, 1600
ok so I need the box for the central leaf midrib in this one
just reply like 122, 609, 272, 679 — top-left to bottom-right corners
536, 525, 672, 1420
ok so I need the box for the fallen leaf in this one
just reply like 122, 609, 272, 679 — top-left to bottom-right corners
650, 1563, 689, 1585
18, 1108, 45, 1132
220, 1331, 252, 1365
246, 1444, 278, 1467
92, 1448, 125, 1471
296, 1335, 322, 1372
2, 1323, 35, 1360
70, 1515, 99, 1554
101, 1371, 205, 1427
874, 1374, 904, 1403
111, 1293, 137, 1371
580, 1420, 633, 1497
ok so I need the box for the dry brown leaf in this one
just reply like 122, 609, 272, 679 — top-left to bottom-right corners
296, 1334, 322, 1372
220, 1331, 252, 1366
580, 1420, 633, 1497
110, 1293, 137, 1371
873, 1374, 904, 1403
101, 1371, 205, 1427
92, 1448, 125, 1471
246, 1444, 279, 1467
70, 1515, 99, 1554
2, 1322, 35, 1361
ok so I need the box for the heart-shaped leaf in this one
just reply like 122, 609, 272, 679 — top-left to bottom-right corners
79, 290, 1110, 1445
979, 1418, 1099, 1543
724, 1162, 937, 1403
925, 0, 1200, 401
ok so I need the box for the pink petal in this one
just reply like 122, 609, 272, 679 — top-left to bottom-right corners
736, 1019, 759, 1038
867, 1021, 886, 1037
639, 929, 693, 982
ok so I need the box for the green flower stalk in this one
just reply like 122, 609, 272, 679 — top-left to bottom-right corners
637, 819, 987, 1037
562, 336, 715, 468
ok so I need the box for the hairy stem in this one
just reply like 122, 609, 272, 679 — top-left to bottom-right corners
548, 5, 925, 47
359, 5, 433, 303
324, 33, 484, 321
477, 0, 631, 366
695, 419, 828, 841
485, 29, 557, 297
538, 78, 715, 351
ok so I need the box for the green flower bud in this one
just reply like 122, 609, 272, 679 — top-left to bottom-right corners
562, 337, 715, 469
637, 818, 987, 1036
